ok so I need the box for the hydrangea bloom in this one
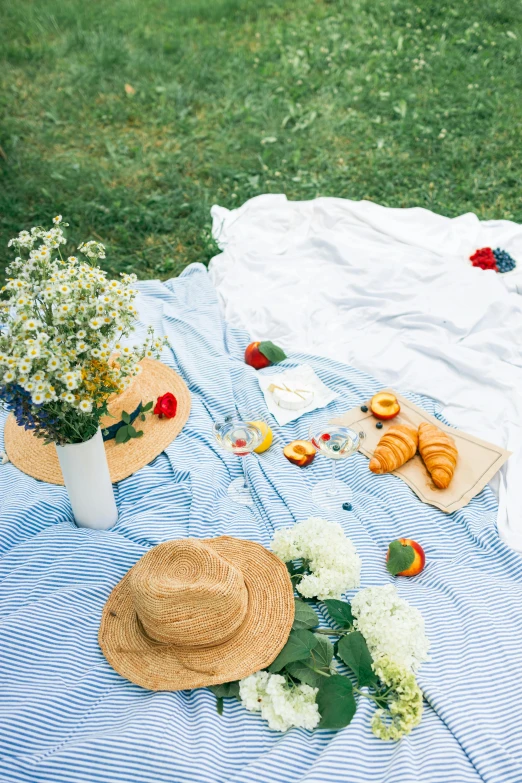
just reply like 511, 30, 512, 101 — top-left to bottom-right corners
271, 517, 361, 599
351, 584, 430, 671
239, 671, 320, 732
371, 657, 423, 741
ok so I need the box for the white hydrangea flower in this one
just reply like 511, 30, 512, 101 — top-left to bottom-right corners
239, 671, 320, 732
371, 656, 423, 741
271, 517, 361, 600
351, 584, 430, 671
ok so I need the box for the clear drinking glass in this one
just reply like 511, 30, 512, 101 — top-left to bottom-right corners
309, 424, 362, 512
213, 414, 264, 505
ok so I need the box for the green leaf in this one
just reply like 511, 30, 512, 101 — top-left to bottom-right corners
216, 697, 224, 715
386, 540, 415, 576
135, 430, 144, 437
292, 599, 319, 631
121, 410, 130, 424
142, 400, 153, 412
127, 424, 137, 437
258, 340, 287, 364
208, 681, 240, 699
337, 631, 377, 687
285, 634, 333, 687
323, 599, 354, 628
310, 634, 334, 670
268, 630, 319, 673
317, 675, 357, 729
140, 414, 146, 421
115, 425, 130, 444
285, 661, 326, 688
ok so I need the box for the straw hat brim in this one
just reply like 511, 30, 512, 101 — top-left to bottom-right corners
98, 537, 295, 691
3, 359, 191, 485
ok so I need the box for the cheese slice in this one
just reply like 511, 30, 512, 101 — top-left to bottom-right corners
272, 384, 314, 410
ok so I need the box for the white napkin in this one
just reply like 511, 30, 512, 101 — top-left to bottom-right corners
257, 364, 338, 425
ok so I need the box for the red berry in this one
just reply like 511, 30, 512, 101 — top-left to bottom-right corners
471, 247, 498, 272
321, 433, 331, 441
235, 438, 247, 448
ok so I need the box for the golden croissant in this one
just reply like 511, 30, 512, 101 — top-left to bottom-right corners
369, 424, 418, 474
418, 422, 458, 489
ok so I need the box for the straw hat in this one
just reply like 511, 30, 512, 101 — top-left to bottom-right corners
98, 537, 295, 691
3, 358, 191, 485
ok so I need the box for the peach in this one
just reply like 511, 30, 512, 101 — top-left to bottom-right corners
283, 440, 316, 467
370, 392, 400, 420
386, 538, 425, 577
245, 342, 271, 370
244, 340, 286, 370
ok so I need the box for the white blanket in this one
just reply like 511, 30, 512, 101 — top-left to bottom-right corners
209, 195, 522, 550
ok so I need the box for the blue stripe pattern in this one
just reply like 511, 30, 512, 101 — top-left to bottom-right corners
1, 264, 522, 783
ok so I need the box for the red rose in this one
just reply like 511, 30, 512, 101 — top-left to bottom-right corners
154, 392, 178, 419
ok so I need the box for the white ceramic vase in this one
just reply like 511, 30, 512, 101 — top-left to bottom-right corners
55, 428, 118, 530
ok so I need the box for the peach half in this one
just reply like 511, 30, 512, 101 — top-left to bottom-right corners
370, 392, 400, 420
283, 440, 316, 467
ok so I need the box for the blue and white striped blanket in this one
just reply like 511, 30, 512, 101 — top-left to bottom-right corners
1, 264, 521, 783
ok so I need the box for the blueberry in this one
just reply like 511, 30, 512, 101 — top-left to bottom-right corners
342, 502, 353, 511
360, 405, 368, 412
332, 443, 340, 451
376, 421, 383, 429
494, 248, 516, 273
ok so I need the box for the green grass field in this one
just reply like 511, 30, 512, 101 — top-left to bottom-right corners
1, 0, 521, 280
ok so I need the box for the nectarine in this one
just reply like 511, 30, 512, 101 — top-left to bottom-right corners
244, 340, 286, 370
283, 440, 316, 467
386, 538, 425, 577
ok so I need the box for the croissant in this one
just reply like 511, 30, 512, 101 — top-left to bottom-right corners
418, 422, 458, 489
369, 425, 418, 474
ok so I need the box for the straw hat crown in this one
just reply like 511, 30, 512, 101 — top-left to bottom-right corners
131, 540, 248, 648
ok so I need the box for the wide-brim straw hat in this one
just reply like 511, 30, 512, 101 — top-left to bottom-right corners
3, 358, 191, 485
98, 536, 295, 691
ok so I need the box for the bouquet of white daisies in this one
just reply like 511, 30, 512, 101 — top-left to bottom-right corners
0, 217, 165, 445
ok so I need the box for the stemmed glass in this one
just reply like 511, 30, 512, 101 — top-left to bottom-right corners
309, 424, 362, 512
213, 414, 264, 506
